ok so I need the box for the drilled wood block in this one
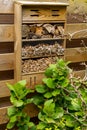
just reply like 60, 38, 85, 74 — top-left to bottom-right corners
23, 6, 66, 21
22, 72, 45, 89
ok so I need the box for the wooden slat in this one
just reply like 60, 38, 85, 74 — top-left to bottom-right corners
0, 70, 14, 81
0, 14, 14, 24
0, 107, 9, 124
68, 62, 85, 71
0, 42, 14, 54
15, 1, 68, 6
22, 72, 45, 89
0, 0, 14, 14
66, 38, 87, 48
14, 3, 22, 81
65, 53, 87, 62
0, 53, 14, 71
0, 25, 14, 42
0, 80, 15, 98
66, 23, 87, 39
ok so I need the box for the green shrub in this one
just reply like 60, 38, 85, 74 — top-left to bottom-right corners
32, 59, 87, 130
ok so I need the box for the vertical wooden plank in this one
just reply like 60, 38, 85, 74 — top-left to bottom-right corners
14, 3, 22, 81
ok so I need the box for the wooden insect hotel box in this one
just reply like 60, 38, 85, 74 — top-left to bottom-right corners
0, 0, 69, 126
14, 0, 68, 89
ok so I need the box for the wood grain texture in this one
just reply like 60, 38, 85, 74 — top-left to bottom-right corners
66, 23, 87, 39
0, 42, 14, 54
0, 14, 14, 24
0, 25, 14, 42
22, 72, 45, 89
23, 6, 66, 22
0, 0, 14, 14
66, 38, 87, 48
14, 3, 22, 82
0, 80, 14, 98
65, 47, 87, 62
0, 107, 9, 124
0, 57, 14, 71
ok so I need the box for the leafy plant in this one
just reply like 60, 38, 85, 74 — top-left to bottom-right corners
32, 59, 87, 130
6, 80, 36, 130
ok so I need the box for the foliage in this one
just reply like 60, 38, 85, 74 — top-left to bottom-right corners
6, 80, 36, 130
32, 59, 87, 130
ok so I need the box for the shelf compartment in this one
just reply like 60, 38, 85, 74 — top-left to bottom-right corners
22, 41, 64, 59
22, 57, 57, 74
22, 23, 65, 40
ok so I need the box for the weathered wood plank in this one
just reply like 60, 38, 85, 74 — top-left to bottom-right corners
0, 57, 14, 71
68, 62, 85, 71
66, 23, 87, 39
0, 0, 14, 14
0, 80, 14, 98
0, 25, 14, 42
0, 42, 14, 54
0, 70, 14, 81
0, 14, 14, 24
0, 107, 9, 124
66, 38, 87, 48
65, 53, 87, 62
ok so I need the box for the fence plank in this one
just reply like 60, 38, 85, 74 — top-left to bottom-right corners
0, 0, 14, 14
0, 25, 14, 42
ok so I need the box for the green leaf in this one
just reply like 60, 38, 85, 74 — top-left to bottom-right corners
71, 98, 81, 111
52, 107, 64, 119
43, 78, 56, 89
44, 92, 52, 98
18, 80, 26, 87
25, 98, 33, 105
30, 125, 36, 130
32, 95, 44, 106
38, 112, 46, 122
37, 122, 47, 130
28, 122, 35, 128
45, 67, 53, 77
52, 89, 60, 96
43, 99, 55, 115
10, 115, 17, 123
10, 96, 23, 107
7, 107, 16, 117
6, 83, 15, 92
64, 115, 75, 127
61, 79, 69, 87
7, 122, 15, 129
45, 117, 55, 123
36, 85, 48, 93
